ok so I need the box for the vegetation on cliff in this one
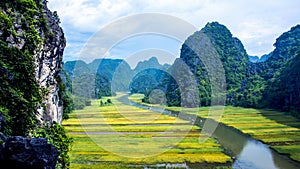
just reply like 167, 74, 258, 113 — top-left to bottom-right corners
158, 22, 299, 117
0, 0, 73, 168
0, 0, 46, 136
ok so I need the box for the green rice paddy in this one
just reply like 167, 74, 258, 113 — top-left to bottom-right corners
133, 95, 300, 163
63, 93, 232, 168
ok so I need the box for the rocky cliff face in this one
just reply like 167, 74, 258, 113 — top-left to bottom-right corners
0, 0, 66, 126
35, 1, 66, 124
0, 0, 65, 167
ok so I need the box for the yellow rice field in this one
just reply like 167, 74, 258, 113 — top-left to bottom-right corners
63, 93, 232, 168
128, 94, 300, 162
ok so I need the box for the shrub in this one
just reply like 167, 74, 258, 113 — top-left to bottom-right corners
32, 122, 73, 169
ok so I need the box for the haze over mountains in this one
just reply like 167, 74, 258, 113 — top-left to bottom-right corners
248, 54, 271, 63
63, 22, 300, 117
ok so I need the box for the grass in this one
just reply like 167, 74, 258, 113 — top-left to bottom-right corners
130, 94, 300, 162
63, 93, 232, 168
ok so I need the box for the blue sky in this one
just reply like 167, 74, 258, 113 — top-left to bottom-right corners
48, 0, 300, 66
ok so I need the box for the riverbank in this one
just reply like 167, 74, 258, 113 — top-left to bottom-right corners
167, 106, 300, 163
62, 94, 232, 168
128, 94, 300, 164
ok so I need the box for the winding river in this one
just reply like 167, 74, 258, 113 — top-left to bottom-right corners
121, 96, 300, 169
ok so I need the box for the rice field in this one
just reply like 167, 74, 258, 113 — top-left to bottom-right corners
128, 94, 300, 162
141, 99, 300, 163
62, 93, 232, 168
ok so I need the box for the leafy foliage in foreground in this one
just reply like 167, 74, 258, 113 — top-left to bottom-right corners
32, 122, 73, 169
56, 75, 74, 120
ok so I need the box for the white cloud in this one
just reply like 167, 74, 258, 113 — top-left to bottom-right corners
48, 0, 300, 61
48, 0, 132, 32
76, 13, 197, 63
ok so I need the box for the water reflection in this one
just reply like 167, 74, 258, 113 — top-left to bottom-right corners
207, 118, 299, 169
232, 140, 277, 169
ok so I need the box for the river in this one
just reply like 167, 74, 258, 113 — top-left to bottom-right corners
121, 96, 300, 169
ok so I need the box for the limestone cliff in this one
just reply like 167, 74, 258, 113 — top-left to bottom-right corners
0, 0, 66, 136
35, 1, 66, 124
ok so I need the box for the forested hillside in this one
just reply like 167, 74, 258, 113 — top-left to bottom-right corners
63, 58, 133, 109
262, 25, 300, 116
64, 57, 170, 99
179, 22, 251, 106
129, 57, 169, 95
63, 22, 300, 118
133, 22, 300, 117
263, 55, 300, 116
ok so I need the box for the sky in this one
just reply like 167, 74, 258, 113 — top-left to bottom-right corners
48, 0, 300, 67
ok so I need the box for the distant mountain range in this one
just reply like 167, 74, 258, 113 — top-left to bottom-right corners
63, 22, 300, 117
248, 53, 271, 63
63, 56, 168, 98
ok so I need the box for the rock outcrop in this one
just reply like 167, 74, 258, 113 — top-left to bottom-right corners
0, 132, 58, 169
34, 1, 66, 124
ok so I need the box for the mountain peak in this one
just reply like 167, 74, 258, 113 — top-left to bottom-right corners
272, 24, 300, 60
148, 56, 159, 64
202, 22, 233, 38
134, 56, 164, 72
